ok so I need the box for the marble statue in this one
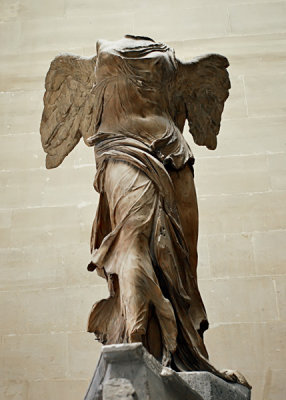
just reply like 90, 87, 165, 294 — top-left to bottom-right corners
40, 35, 250, 388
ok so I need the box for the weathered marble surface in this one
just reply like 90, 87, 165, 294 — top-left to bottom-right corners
85, 343, 251, 400
180, 371, 250, 400
39, 35, 241, 384
85, 343, 202, 400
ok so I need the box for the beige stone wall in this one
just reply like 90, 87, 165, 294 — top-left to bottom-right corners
1, 1, 285, 399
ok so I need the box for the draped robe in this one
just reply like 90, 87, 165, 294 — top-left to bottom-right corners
87, 38, 216, 373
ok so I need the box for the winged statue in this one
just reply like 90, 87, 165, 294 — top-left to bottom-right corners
40, 35, 250, 387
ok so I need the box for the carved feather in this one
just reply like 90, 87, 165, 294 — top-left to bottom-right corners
175, 54, 230, 150
40, 54, 97, 169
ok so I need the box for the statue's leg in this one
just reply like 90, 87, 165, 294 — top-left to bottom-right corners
102, 159, 177, 356
168, 164, 198, 280
168, 164, 209, 341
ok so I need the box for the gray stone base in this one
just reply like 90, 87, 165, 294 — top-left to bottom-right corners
179, 371, 250, 400
84, 343, 251, 400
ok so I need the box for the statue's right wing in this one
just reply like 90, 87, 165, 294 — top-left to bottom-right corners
40, 54, 97, 169
174, 54, 230, 150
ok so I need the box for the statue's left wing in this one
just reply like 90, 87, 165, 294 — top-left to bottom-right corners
40, 54, 97, 169
175, 54, 230, 150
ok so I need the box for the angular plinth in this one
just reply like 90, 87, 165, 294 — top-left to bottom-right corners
179, 371, 250, 400
84, 343, 251, 400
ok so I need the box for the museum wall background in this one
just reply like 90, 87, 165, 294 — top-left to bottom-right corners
0, 0, 285, 399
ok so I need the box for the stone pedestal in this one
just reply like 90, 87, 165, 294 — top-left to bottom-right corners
179, 372, 250, 400
84, 343, 251, 400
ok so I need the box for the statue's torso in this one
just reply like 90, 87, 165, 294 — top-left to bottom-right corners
94, 38, 193, 168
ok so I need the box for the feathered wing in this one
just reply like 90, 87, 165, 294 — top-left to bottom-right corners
40, 54, 97, 169
175, 54, 230, 150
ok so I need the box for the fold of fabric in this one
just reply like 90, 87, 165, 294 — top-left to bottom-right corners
87, 132, 223, 374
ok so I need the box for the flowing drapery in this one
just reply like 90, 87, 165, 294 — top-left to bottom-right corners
87, 132, 222, 373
